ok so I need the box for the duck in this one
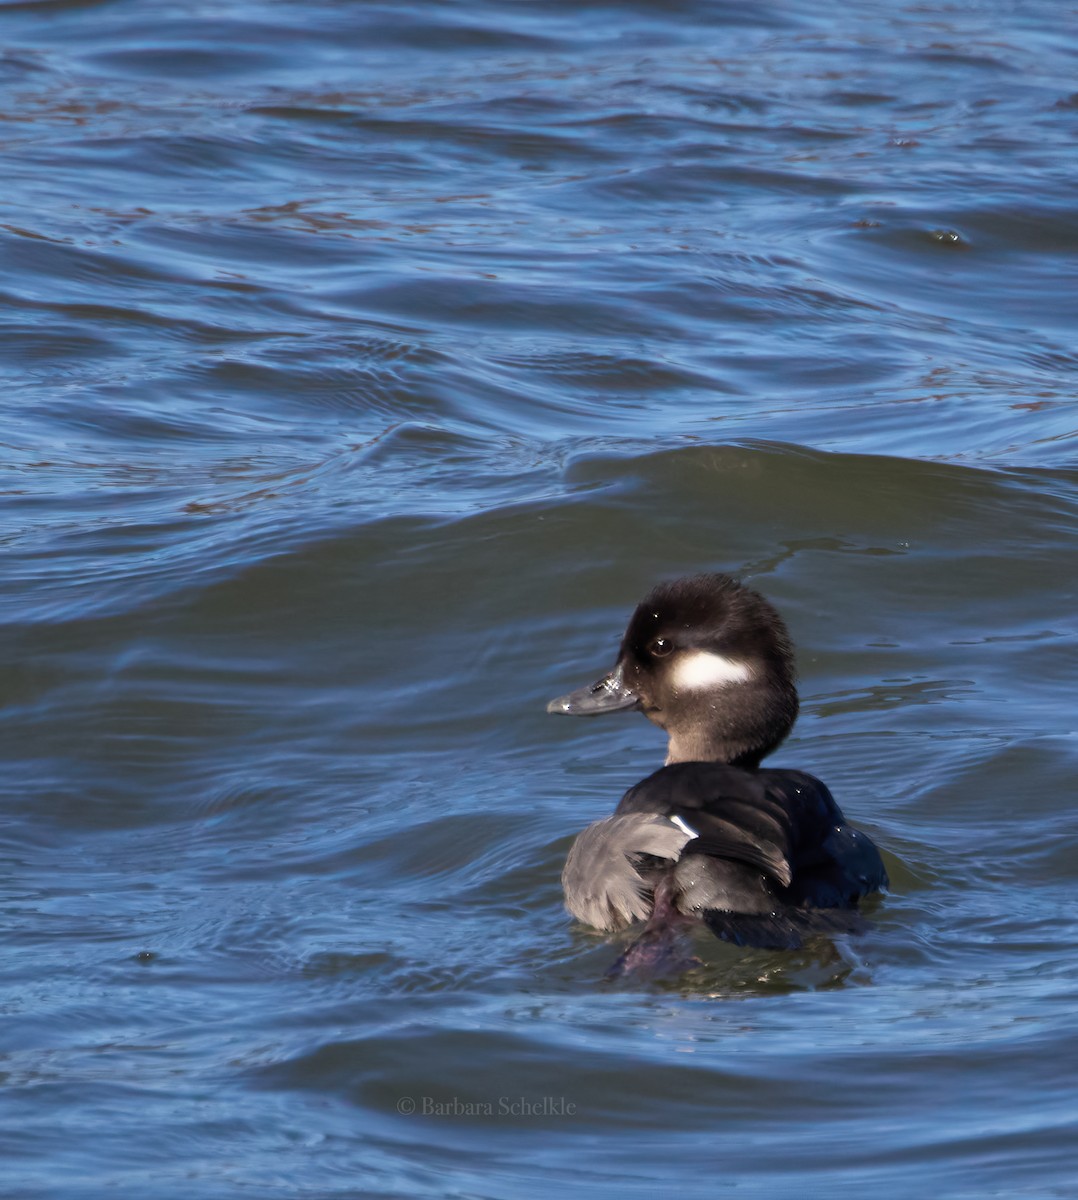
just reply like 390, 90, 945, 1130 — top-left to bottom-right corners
547, 573, 887, 973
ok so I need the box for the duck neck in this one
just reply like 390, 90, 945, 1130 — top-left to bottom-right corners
664, 730, 762, 770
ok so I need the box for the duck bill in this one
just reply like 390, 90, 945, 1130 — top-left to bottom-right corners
547, 664, 640, 716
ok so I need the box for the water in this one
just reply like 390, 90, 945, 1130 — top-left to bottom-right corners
2, 0, 1077, 1196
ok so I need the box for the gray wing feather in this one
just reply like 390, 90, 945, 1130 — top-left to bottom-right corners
562, 814, 692, 931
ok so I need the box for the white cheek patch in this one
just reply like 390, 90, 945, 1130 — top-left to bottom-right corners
671, 650, 753, 692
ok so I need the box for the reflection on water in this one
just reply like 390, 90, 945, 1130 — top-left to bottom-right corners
1, 0, 1077, 1196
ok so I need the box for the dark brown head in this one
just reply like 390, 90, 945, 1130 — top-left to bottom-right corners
548, 574, 799, 768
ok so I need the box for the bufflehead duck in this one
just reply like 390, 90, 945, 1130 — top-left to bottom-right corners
548, 574, 887, 970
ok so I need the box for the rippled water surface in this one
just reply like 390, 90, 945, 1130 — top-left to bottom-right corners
2, 0, 1077, 1196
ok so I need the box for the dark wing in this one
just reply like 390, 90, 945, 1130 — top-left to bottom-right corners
758, 768, 889, 907
616, 762, 812, 890
616, 763, 887, 951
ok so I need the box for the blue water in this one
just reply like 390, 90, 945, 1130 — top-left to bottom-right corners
2, 1, 1077, 1196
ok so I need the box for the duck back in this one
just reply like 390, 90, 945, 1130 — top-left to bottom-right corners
616, 762, 888, 950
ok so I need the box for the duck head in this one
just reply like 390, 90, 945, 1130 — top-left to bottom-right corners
547, 573, 799, 768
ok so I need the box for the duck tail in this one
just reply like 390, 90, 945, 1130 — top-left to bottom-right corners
702, 904, 866, 951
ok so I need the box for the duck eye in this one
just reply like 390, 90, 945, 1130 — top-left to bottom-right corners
648, 637, 674, 658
